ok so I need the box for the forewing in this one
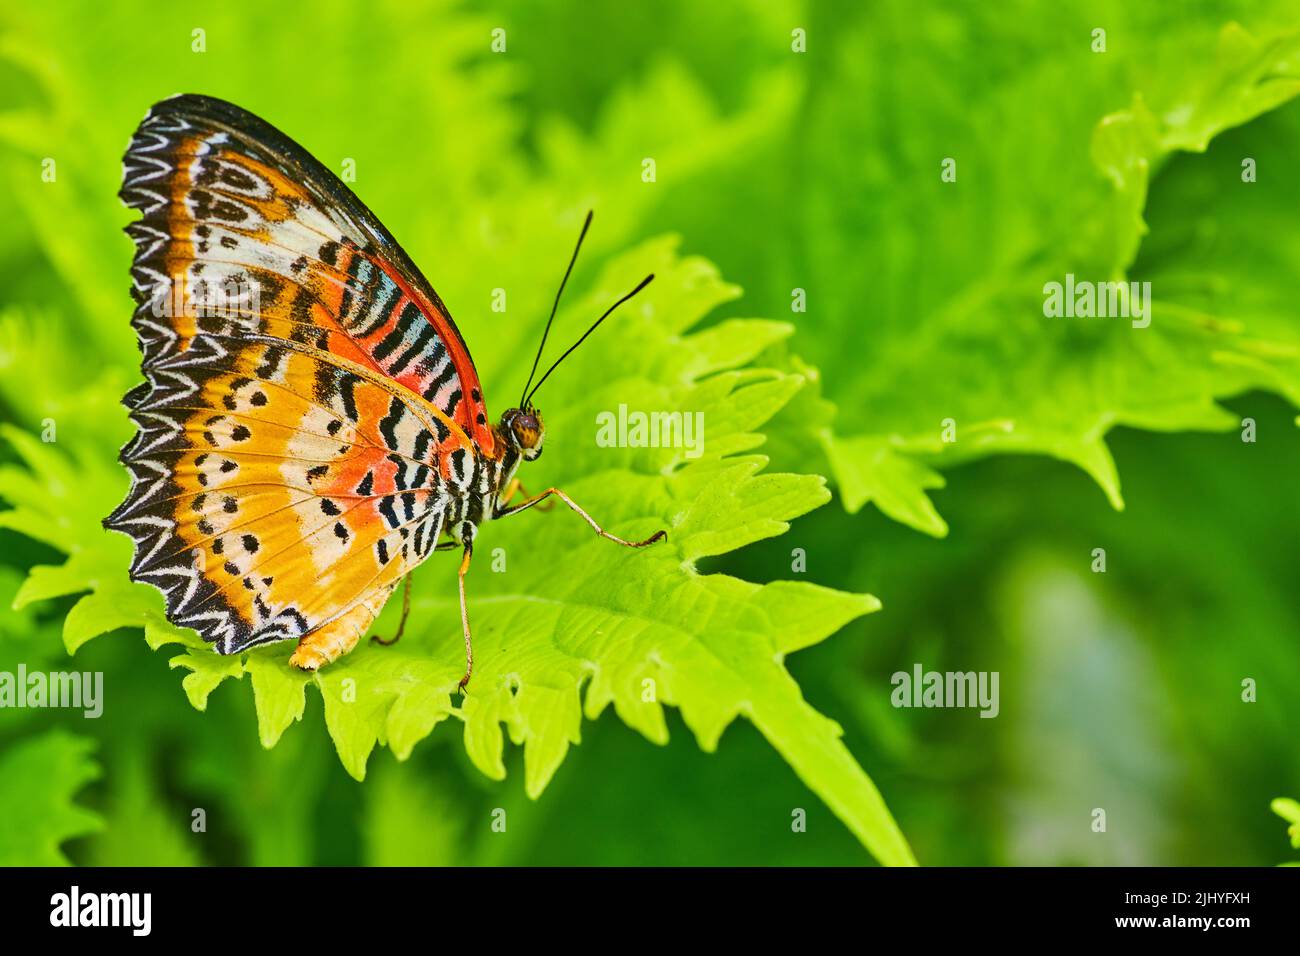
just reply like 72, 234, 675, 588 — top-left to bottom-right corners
119, 93, 494, 453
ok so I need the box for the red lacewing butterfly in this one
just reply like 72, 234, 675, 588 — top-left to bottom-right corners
104, 94, 665, 692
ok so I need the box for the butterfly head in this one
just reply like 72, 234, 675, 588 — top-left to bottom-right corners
501, 406, 545, 461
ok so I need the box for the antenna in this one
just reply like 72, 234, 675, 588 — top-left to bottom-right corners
525, 273, 654, 407
521, 210, 593, 408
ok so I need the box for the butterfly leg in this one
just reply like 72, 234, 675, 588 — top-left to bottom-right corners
494, 488, 666, 547
456, 542, 474, 695
499, 479, 554, 512
370, 572, 412, 646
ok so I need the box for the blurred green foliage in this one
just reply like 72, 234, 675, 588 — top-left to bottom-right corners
1, 0, 1298, 865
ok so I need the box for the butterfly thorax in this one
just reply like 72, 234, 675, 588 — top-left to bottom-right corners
440, 407, 541, 545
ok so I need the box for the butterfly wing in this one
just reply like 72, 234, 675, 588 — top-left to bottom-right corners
108, 334, 453, 654
108, 95, 483, 656
119, 93, 494, 453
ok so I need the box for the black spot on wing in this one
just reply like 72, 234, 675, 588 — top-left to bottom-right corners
353, 276, 401, 337
388, 323, 436, 376
378, 398, 404, 450
378, 496, 399, 529
372, 302, 421, 362
339, 374, 359, 422
389, 454, 408, 491
422, 357, 457, 402
255, 346, 287, 379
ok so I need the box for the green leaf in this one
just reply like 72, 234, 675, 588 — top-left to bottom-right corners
774, 12, 1300, 534
1272, 797, 1300, 851
0, 730, 102, 865
824, 435, 950, 539
63, 582, 161, 654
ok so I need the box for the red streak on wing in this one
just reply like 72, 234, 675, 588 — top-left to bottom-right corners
359, 252, 494, 457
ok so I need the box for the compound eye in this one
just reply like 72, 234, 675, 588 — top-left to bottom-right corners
512, 414, 540, 449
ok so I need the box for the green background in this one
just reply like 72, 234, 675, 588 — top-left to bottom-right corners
1, 0, 1298, 866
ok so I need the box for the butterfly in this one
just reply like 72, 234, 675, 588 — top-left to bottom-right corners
104, 94, 664, 693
